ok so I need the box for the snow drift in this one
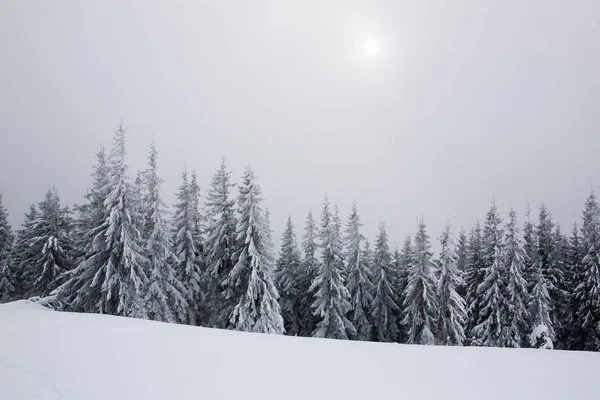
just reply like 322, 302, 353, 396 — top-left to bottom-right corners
1, 300, 599, 400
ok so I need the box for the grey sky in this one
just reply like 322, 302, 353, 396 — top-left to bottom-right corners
1, 1, 599, 249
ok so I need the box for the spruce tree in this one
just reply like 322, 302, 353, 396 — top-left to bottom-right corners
472, 202, 507, 347
11, 205, 39, 298
171, 168, 203, 325
28, 188, 72, 298
227, 166, 284, 334
455, 229, 468, 298
0, 194, 15, 303
204, 158, 237, 328
371, 222, 399, 342
396, 235, 412, 343
142, 144, 188, 323
57, 124, 148, 318
571, 192, 600, 351
275, 215, 303, 336
402, 218, 438, 345
536, 204, 565, 343
566, 223, 585, 349
522, 206, 537, 291
344, 202, 374, 341
529, 259, 554, 349
298, 208, 319, 336
436, 224, 467, 345
310, 196, 355, 339
501, 209, 530, 347
464, 222, 485, 344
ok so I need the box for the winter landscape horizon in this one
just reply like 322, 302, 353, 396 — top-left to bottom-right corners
1, 1, 600, 399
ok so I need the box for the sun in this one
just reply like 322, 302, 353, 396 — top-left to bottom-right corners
364, 38, 379, 57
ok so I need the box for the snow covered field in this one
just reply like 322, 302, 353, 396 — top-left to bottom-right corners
1, 301, 599, 400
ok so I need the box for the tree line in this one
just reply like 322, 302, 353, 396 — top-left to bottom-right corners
0, 124, 599, 352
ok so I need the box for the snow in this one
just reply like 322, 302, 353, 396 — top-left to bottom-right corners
1, 301, 599, 400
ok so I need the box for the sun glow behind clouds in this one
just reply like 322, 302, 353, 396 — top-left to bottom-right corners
364, 37, 379, 57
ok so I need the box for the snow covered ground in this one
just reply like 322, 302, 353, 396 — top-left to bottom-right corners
1, 301, 599, 400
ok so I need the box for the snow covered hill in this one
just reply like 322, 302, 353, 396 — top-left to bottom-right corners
1, 301, 599, 400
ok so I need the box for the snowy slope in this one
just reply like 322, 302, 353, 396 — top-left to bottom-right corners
1, 301, 599, 400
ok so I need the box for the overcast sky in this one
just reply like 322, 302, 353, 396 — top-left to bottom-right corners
1, 1, 599, 249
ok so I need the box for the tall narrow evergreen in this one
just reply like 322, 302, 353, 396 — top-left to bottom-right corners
464, 222, 485, 343
571, 192, 600, 351
11, 205, 39, 298
275, 215, 303, 336
371, 222, 399, 342
27, 188, 72, 298
436, 224, 467, 345
298, 208, 319, 336
0, 194, 15, 303
227, 166, 283, 334
529, 259, 554, 349
396, 235, 413, 343
203, 158, 237, 328
57, 124, 148, 318
142, 144, 187, 323
455, 229, 468, 298
502, 209, 530, 347
402, 218, 438, 345
310, 196, 355, 339
344, 202, 374, 341
535, 204, 567, 347
522, 206, 537, 290
566, 223, 585, 349
472, 202, 507, 347
172, 169, 203, 325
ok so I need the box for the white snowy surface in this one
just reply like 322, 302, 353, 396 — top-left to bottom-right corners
1, 300, 599, 400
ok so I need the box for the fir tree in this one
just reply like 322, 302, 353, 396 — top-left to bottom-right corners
57, 124, 148, 318
501, 209, 530, 347
455, 229, 468, 298
28, 188, 71, 298
566, 223, 585, 349
298, 208, 319, 336
436, 224, 467, 345
204, 158, 237, 328
275, 215, 303, 336
464, 222, 485, 344
142, 143, 188, 323
571, 192, 600, 351
402, 218, 438, 345
0, 194, 15, 303
522, 206, 537, 291
11, 205, 39, 298
371, 222, 399, 342
171, 168, 203, 325
471, 202, 507, 347
310, 196, 355, 339
344, 202, 374, 341
227, 166, 284, 334
529, 259, 555, 349
396, 235, 413, 343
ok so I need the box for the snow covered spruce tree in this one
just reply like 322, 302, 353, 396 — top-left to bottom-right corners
11, 205, 39, 298
297, 208, 319, 336
142, 143, 187, 323
171, 168, 203, 325
464, 221, 485, 344
402, 217, 438, 345
566, 223, 584, 349
56, 124, 148, 318
501, 209, 530, 347
455, 229, 468, 298
0, 193, 15, 303
25, 188, 72, 298
371, 222, 400, 342
396, 235, 413, 343
571, 191, 600, 351
536, 204, 564, 344
522, 206, 537, 291
343, 202, 374, 341
529, 259, 555, 349
471, 202, 508, 347
275, 215, 303, 336
226, 166, 284, 334
310, 196, 355, 339
203, 158, 237, 328
435, 224, 467, 345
